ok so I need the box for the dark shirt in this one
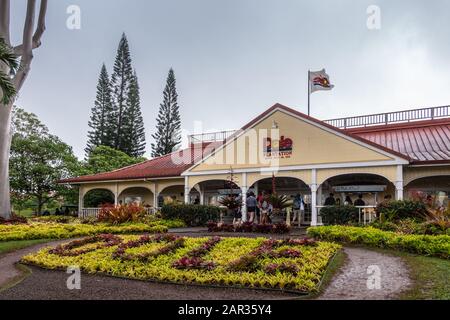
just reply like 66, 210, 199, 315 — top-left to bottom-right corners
354, 199, 366, 206
324, 197, 336, 206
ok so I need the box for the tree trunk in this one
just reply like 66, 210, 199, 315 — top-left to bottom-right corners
0, 103, 13, 219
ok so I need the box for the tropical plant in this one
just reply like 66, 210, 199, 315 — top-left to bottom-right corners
266, 194, 290, 212
97, 203, 147, 224
0, 39, 18, 104
218, 196, 242, 210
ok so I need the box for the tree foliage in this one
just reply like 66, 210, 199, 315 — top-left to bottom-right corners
10, 107, 81, 213
85, 64, 115, 156
151, 68, 181, 157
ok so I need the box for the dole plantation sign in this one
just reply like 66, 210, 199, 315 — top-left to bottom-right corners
264, 136, 293, 159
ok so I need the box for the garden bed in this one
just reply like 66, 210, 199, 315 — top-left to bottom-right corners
21, 234, 341, 293
0, 222, 168, 242
307, 226, 450, 259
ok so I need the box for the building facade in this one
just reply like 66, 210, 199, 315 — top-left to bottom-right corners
62, 104, 450, 225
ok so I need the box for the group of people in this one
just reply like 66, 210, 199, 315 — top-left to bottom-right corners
231, 191, 306, 226
324, 193, 367, 206
324, 193, 394, 207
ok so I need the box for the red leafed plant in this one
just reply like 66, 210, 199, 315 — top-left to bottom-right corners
98, 203, 147, 224
264, 262, 299, 275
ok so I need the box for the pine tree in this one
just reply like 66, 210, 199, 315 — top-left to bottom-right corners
110, 33, 134, 153
151, 68, 182, 157
85, 64, 115, 156
122, 71, 146, 157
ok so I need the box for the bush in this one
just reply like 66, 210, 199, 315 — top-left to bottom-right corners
98, 203, 148, 224
307, 225, 450, 259
377, 200, 426, 222
0, 214, 28, 225
319, 206, 359, 225
0, 222, 168, 242
161, 204, 220, 227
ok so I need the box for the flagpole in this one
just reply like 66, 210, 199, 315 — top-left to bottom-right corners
307, 70, 311, 116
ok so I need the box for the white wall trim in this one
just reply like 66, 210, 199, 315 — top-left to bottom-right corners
182, 160, 406, 177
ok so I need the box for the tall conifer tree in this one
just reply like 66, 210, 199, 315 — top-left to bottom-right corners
110, 33, 134, 153
151, 68, 181, 157
85, 64, 115, 156
122, 71, 146, 157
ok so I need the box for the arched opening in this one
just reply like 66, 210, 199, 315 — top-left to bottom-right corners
320, 173, 395, 207
196, 180, 241, 206
83, 189, 115, 208
158, 185, 185, 207
250, 176, 311, 224
406, 176, 450, 207
118, 187, 154, 207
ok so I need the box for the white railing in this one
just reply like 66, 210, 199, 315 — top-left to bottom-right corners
79, 207, 156, 219
325, 106, 450, 129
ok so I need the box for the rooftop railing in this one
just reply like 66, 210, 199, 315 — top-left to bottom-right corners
324, 105, 450, 129
188, 130, 237, 145
187, 106, 450, 143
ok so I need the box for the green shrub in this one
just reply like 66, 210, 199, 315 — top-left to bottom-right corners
320, 205, 359, 225
161, 204, 220, 227
307, 225, 450, 259
377, 200, 426, 222
0, 222, 168, 242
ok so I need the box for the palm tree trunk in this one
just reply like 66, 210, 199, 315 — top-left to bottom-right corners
0, 102, 12, 219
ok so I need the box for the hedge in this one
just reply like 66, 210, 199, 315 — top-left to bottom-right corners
0, 222, 168, 242
160, 204, 221, 227
307, 226, 450, 259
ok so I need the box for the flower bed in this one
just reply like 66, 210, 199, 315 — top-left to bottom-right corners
307, 226, 450, 259
207, 222, 291, 234
0, 222, 168, 242
22, 235, 341, 293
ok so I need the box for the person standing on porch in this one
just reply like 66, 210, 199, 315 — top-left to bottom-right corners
257, 191, 265, 223
292, 194, 304, 227
354, 194, 365, 206
246, 192, 257, 223
324, 193, 336, 206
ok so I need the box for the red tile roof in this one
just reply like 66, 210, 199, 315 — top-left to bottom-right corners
347, 118, 450, 164
61, 142, 222, 183
62, 104, 450, 184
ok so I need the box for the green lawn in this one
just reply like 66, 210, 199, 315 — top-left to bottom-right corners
0, 239, 51, 255
360, 247, 450, 300
400, 253, 450, 300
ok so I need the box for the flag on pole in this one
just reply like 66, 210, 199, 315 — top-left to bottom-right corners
309, 69, 334, 93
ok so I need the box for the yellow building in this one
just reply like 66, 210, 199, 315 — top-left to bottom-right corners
62, 104, 450, 225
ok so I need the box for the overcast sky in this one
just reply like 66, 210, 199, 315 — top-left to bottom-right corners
10, 0, 450, 159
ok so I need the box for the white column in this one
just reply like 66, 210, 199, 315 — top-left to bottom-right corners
310, 169, 318, 227
241, 172, 248, 222
200, 187, 205, 205
184, 176, 190, 204
153, 183, 158, 208
78, 186, 83, 217
395, 165, 404, 200
114, 183, 119, 205
254, 181, 259, 196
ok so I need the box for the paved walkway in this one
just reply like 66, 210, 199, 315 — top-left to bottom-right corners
0, 239, 77, 289
319, 247, 411, 300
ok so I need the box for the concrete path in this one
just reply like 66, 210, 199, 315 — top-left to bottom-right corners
0, 239, 73, 289
319, 247, 411, 300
